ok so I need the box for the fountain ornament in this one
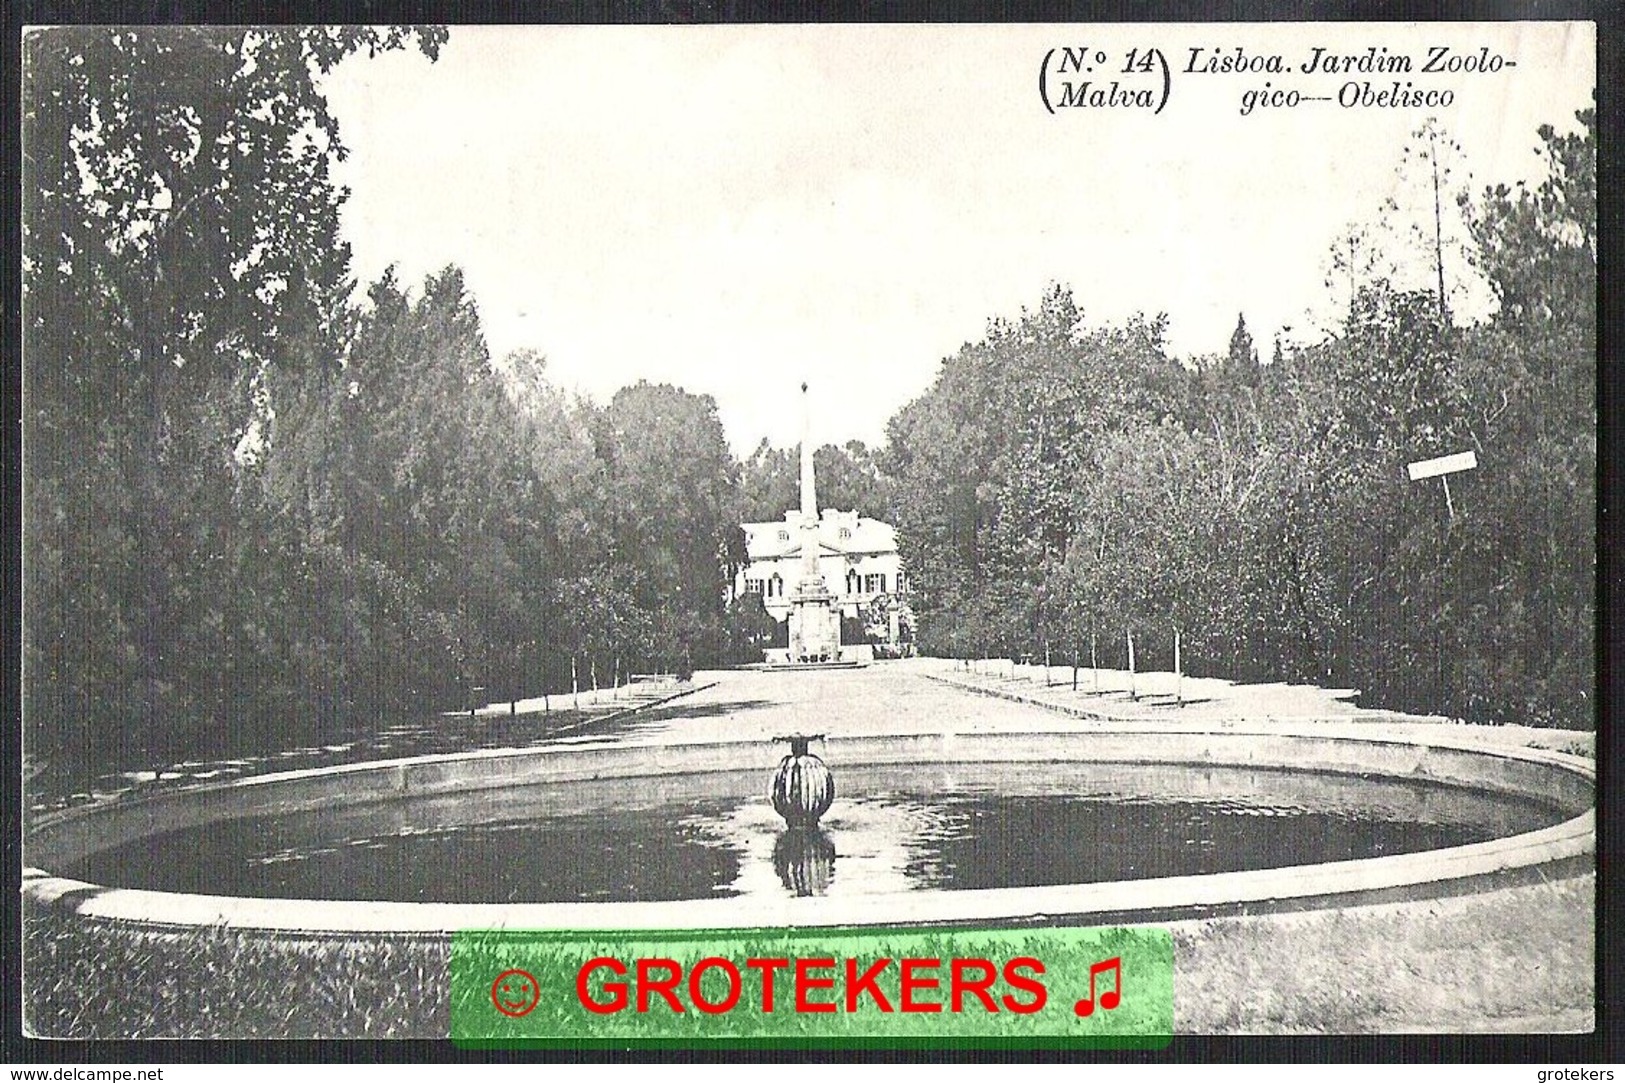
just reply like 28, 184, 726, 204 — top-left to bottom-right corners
771, 734, 835, 828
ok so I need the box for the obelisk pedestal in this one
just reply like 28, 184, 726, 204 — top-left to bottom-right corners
788, 580, 842, 663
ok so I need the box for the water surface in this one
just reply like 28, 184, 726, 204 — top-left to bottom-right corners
68, 762, 1567, 903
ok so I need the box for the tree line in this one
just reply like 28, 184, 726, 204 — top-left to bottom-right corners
22, 28, 754, 775
882, 110, 1594, 729
22, 27, 1595, 788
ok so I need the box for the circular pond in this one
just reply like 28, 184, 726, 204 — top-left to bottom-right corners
23, 730, 1595, 931
60, 762, 1571, 905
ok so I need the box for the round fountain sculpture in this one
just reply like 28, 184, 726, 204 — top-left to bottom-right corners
771, 734, 835, 828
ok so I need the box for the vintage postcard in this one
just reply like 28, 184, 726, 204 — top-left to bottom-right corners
18, 18, 1598, 1050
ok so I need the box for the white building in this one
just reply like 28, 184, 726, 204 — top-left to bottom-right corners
735, 509, 906, 624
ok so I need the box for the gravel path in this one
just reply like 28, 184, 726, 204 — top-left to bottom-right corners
580, 659, 1593, 761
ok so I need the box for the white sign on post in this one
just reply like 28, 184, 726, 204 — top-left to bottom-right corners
1406, 450, 1479, 482
1407, 450, 1478, 521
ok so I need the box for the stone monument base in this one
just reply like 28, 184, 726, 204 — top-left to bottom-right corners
787, 591, 842, 664
763, 643, 872, 668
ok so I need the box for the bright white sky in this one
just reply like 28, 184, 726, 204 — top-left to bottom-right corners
319, 22, 1594, 454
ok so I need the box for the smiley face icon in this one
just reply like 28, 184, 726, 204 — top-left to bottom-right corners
490, 967, 541, 1017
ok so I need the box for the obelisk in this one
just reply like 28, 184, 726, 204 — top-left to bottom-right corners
796, 383, 823, 593
787, 382, 842, 663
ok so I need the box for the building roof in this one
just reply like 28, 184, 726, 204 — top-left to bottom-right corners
742, 510, 898, 563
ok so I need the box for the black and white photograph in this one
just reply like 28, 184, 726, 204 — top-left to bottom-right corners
16, 17, 1600, 1045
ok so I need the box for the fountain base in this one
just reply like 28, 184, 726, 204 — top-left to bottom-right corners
22, 727, 1593, 933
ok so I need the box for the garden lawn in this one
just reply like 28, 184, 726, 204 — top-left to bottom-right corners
24, 872, 1592, 1039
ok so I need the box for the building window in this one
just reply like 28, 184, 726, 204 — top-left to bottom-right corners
745, 579, 763, 594
863, 573, 887, 594
777, 529, 790, 542
769, 574, 783, 598
839, 527, 851, 540
846, 570, 859, 595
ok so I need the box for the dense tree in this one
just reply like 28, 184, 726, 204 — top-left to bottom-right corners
592, 383, 745, 670
882, 105, 1593, 728
23, 26, 753, 775
885, 285, 1187, 660
1445, 104, 1596, 724
23, 26, 446, 771
723, 592, 780, 664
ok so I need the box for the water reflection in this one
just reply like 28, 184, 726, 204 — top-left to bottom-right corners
690, 788, 961, 898
772, 828, 836, 896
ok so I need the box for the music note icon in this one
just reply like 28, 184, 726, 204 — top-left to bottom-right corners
1073, 956, 1122, 1017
